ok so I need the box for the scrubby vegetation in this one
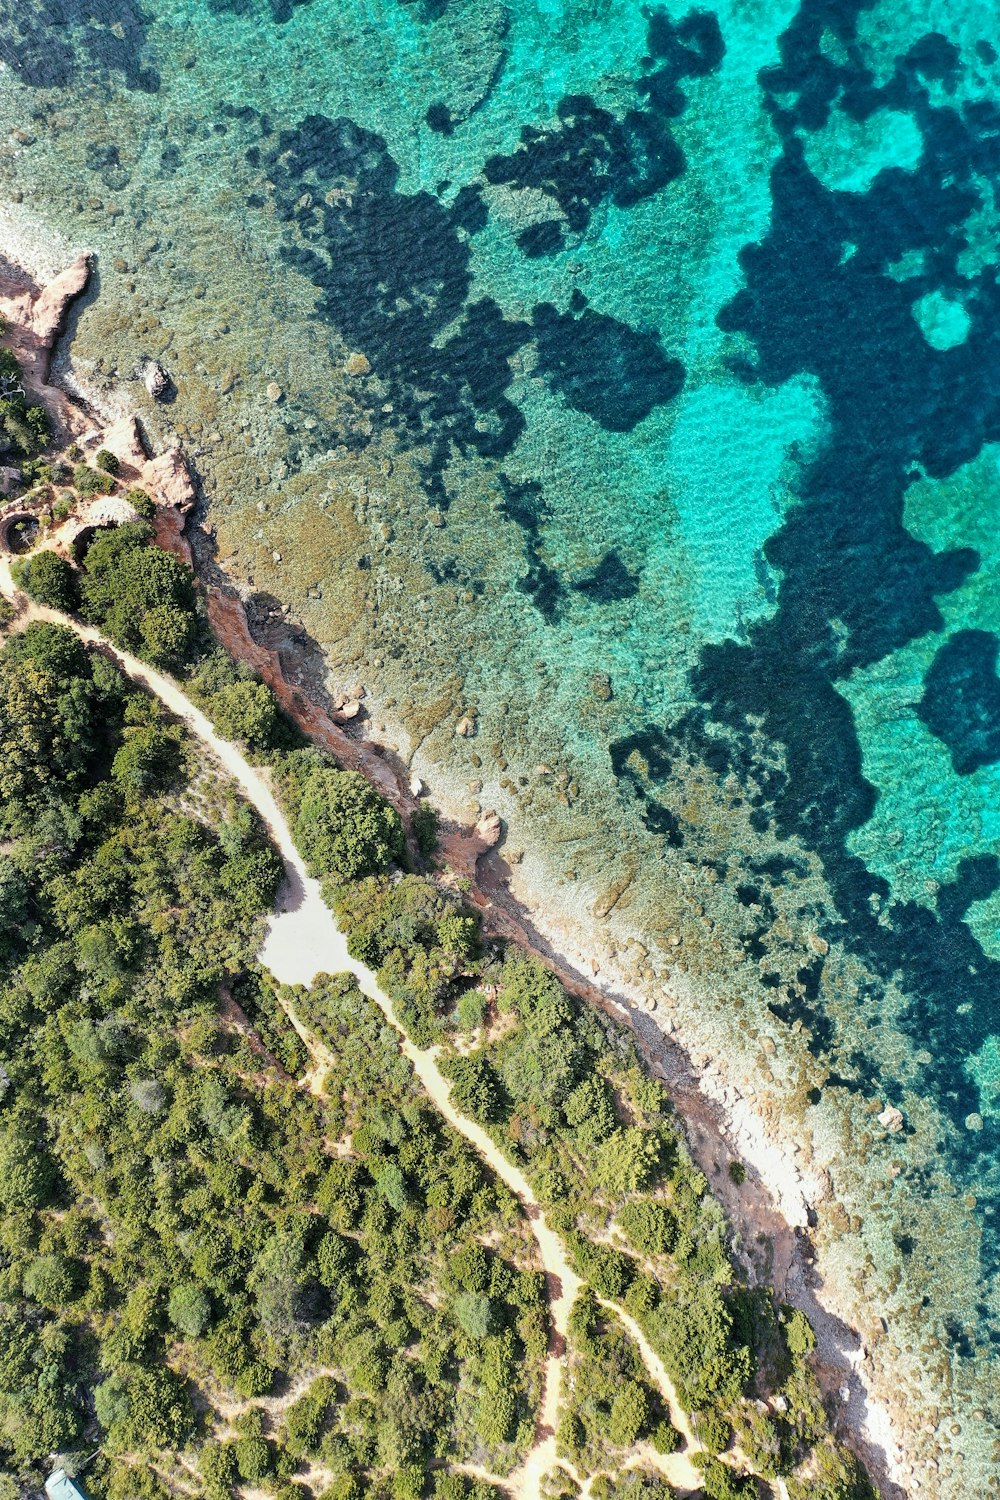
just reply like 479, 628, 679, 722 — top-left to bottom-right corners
0, 340, 48, 470
0, 621, 540, 1498
557, 1291, 675, 1469
11, 548, 78, 611
0, 527, 878, 1500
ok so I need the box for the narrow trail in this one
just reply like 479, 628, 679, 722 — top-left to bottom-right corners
0, 560, 701, 1498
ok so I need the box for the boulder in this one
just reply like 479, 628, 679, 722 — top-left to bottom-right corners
142, 446, 195, 512
144, 360, 170, 400
878, 1105, 905, 1133
475, 810, 502, 847
0, 466, 22, 495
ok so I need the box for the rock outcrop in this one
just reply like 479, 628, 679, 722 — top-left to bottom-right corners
28, 254, 91, 348
0, 253, 92, 440
143, 446, 196, 512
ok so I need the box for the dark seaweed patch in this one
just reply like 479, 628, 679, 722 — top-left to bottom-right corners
498, 475, 567, 623
482, 8, 721, 248
574, 552, 640, 602
609, 727, 684, 845
207, 0, 315, 22
517, 220, 565, 258
533, 301, 684, 431
484, 93, 684, 237
85, 141, 131, 192
918, 629, 1000, 774
0, 0, 159, 90
426, 102, 455, 136
262, 114, 529, 474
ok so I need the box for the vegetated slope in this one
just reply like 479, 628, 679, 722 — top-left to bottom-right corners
0, 512, 878, 1500
0, 619, 544, 1500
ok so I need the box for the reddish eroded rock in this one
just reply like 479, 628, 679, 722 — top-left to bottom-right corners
0, 252, 91, 394
102, 414, 149, 479
201, 579, 403, 807
143, 446, 196, 512
29, 253, 91, 346
150, 487, 510, 881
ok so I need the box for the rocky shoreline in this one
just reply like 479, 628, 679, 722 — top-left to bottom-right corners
1, 245, 917, 1498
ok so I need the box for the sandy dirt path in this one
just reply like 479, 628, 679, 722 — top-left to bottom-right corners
0, 561, 702, 1498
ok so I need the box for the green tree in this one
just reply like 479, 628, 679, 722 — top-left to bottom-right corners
80, 525, 197, 667
0, 1123, 55, 1210
11, 551, 78, 611
112, 726, 182, 796
210, 679, 279, 750
95, 1365, 192, 1451
23, 1254, 77, 1310
168, 1282, 211, 1339
294, 766, 404, 882
139, 602, 196, 667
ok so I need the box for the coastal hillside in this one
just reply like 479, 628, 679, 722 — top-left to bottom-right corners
0, 328, 876, 1500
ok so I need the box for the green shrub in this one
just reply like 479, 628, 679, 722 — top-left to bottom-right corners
94, 1365, 193, 1451
412, 801, 439, 854
234, 1434, 271, 1481
783, 1306, 817, 1359
594, 1127, 663, 1197
0, 1124, 55, 1209
607, 1379, 649, 1448
294, 765, 404, 882
73, 464, 114, 495
209, 678, 279, 750
23, 1253, 78, 1309
200, 1441, 238, 1499
694, 1456, 753, 1500
11, 550, 78, 611
693, 1408, 732, 1455
168, 1281, 211, 1338
319, 1478, 362, 1500
617, 1199, 677, 1257
95, 448, 121, 475
127, 488, 156, 519
454, 1291, 492, 1340
650, 1419, 681, 1454
728, 1159, 747, 1185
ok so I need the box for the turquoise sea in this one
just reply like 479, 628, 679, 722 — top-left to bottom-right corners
4, 0, 1000, 1487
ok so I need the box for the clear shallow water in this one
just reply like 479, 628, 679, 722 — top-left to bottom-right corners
4, 0, 1000, 1485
